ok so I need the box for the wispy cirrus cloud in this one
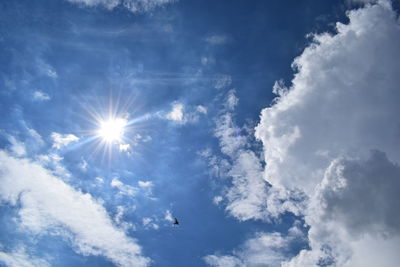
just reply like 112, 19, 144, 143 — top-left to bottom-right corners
51, 132, 79, 149
111, 178, 138, 196
213, 74, 232, 90
165, 102, 208, 125
0, 150, 150, 267
205, 223, 305, 267
202, 90, 304, 221
206, 34, 229, 45
138, 180, 153, 188
203, 91, 270, 221
0, 247, 50, 267
346, 0, 377, 4
32, 91, 50, 101
7, 136, 27, 157
66, 0, 176, 13
206, 1, 400, 266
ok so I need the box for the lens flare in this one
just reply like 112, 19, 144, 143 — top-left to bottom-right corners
98, 118, 127, 142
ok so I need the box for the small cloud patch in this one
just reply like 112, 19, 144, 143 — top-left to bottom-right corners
33, 91, 50, 101
51, 133, 79, 149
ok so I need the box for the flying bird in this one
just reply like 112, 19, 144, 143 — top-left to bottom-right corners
173, 217, 179, 225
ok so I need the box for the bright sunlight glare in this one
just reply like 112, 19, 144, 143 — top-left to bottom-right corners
98, 118, 127, 142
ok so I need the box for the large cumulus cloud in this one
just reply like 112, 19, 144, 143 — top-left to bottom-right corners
207, 1, 400, 266
254, 1, 400, 266
205, 90, 304, 221
255, 0, 400, 194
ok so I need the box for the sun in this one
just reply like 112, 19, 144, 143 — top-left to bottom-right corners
98, 118, 127, 143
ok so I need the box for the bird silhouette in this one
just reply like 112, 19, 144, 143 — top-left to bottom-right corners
173, 218, 179, 225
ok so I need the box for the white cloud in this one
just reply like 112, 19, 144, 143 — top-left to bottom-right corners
138, 181, 153, 188
66, 0, 175, 13
142, 217, 152, 226
206, 34, 228, 45
36, 153, 70, 178
212, 196, 223, 205
201, 57, 210, 65
119, 143, 131, 152
33, 91, 50, 101
67, 0, 119, 9
0, 151, 150, 267
134, 134, 152, 143
114, 206, 135, 232
255, 0, 400, 203
166, 103, 184, 122
214, 111, 246, 157
122, 0, 175, 13
314, 151, 400, 236
141, 217, 159, 230
285, 151, 400, 267
141, 135, 152, 142
198, 148, 231, 180
196, 105, 208, 114
114, 206, 125, 225
213, 74, 232, 89
164, 210, 174, 222
165, 102, 206, 124
224, 150, 269, 221
7, 136, 26, 157
136, 180, 154, 198
204, 255, 242, 267
51, 132, 79, 149
111, 178, 137, 196
36, 57, 58, 79
255, 1, 400, 194
206, 90, 303, 221
205, 225, 304, 267
79, 158, 88, 171
209, 91, 278, 221
140, 217, 159, 230
252, 1, 400, 266
347, 0, 377, 4
225, 90, 238, 110
28, 129, 44, 146
4, 129, 42, 158
0, 246, 50, 267
209, 107, 304, 219
205, 1, 400, 266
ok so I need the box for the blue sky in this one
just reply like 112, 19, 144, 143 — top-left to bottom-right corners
1, 0, 400, 266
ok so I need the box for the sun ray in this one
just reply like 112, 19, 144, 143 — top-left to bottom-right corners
98, 117, 127, 143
